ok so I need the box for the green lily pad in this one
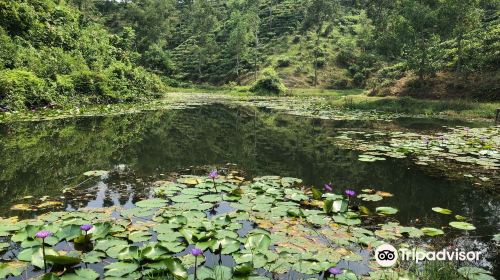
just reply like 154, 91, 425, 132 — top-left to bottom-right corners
104, 262, 139, 277
61, 268, 99, 280
83, 170, 109, 177
432, 207, 452, 215
421, 227, 445, 237
449, 222, 476, 231
376, 207, 398, 215
135, 198, 167, 208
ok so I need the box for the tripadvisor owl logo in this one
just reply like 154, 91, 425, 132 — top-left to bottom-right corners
375, 244, 398, 267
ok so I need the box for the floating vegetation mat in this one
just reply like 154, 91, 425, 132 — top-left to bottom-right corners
333, 126, 500, 190
0, 173, 496, 279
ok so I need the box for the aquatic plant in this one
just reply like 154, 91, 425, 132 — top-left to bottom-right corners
0, 174, 491, 279
328, 267, 342, 278
191, 247, 203, 279
80, 224, 93, 241
209, 169, 219, 193
35, 230, 52, 272
324, 183, 333, 192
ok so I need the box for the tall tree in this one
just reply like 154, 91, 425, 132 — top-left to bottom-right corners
398, 0, 441, 82
227, 11, 253, 83
439, 0, 481, 73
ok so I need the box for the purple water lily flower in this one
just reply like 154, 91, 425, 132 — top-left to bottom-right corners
36, 230, 52, 272
209, 170, 218, 179
191, 247, 203, 257
80, 224, 93, 232
324, 184, 333, 192
345, 189, 356, 198
328, 267, 342, 275
35, 230, 52, 239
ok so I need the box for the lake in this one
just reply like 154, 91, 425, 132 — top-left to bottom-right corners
0, 102, 498, 278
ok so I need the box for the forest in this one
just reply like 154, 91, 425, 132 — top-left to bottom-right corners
0, 0, 499, 110
1, 1, 500, 280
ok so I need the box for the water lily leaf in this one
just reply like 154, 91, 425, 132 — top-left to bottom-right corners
37, 201, 63, 208
141, 244, 169, 260
57, 224, 82, 241
161, 241, 186, 253
89, 222, 111, 240
104, 262, 139, 277
10, 204, 33, 211
60, 268, 99, 280
336, 270, 358, 280
0, 261, 27, 278
376, 207, 398, 215
234, 262, 253, 276
82, 250, 105, 263
31, 247, 58, 268
358, 194, 383, 202
375, 191, 393, 197
83, 170, 108, 177
117, 245, 139, 261
163, 258, 188, 279
432, 207, 452, 215
45, 254, 81, 266
128, 230, 152, 242
244, 233, 271, 253
449, 222, 476, 231
199, 194, 222, 202
171, 195, 199, 203
455, 215, 467, 221
121, 207, 155, 218
135, 198, 167, 208
177, 177, 200, 185
212, 265, 233, 280
94, 239, 128, 251
0, 242, 9, 252
493, 234, 500, 242
421, 227, 444, 237
212, 237, 241, 254
39, 273, 60, 280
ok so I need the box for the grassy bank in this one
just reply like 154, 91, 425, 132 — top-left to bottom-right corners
324, 95, 500, 120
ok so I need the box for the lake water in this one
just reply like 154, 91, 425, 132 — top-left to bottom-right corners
0, 103, 499, 276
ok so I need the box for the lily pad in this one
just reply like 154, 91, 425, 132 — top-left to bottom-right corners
432, 207, 452, 215
375, 207, 398, 215
449, 222, 476, 231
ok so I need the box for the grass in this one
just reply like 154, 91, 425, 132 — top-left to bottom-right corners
406, 261, 463, 280
326, 95, 500, 120
288, 88, 364, 97
166, 86, 499, 120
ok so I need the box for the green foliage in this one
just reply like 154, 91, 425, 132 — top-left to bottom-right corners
250, 68, 287, 95
0, 0, 498, 103
0, 0, 167, 110
0, 69, 50, 110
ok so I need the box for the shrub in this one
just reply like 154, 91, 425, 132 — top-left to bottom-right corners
250, 68, 287, 95
0, 69, 50, 110
327, 72, 352, 89
70, 70, 113, 102
277, 57, 291, 67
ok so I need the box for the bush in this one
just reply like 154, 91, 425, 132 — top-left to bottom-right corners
0, 69, 50, 110
70, 70, 113, 102
250, 68, 287, 95
277, 57, 291, 67
327, 72, 352, 89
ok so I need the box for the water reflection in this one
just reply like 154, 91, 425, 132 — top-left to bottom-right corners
0, 105, 498, 239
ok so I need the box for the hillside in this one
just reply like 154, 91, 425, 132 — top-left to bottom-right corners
1, 0, 499, 111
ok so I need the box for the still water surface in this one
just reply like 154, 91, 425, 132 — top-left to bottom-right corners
0, 104, 498, 238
